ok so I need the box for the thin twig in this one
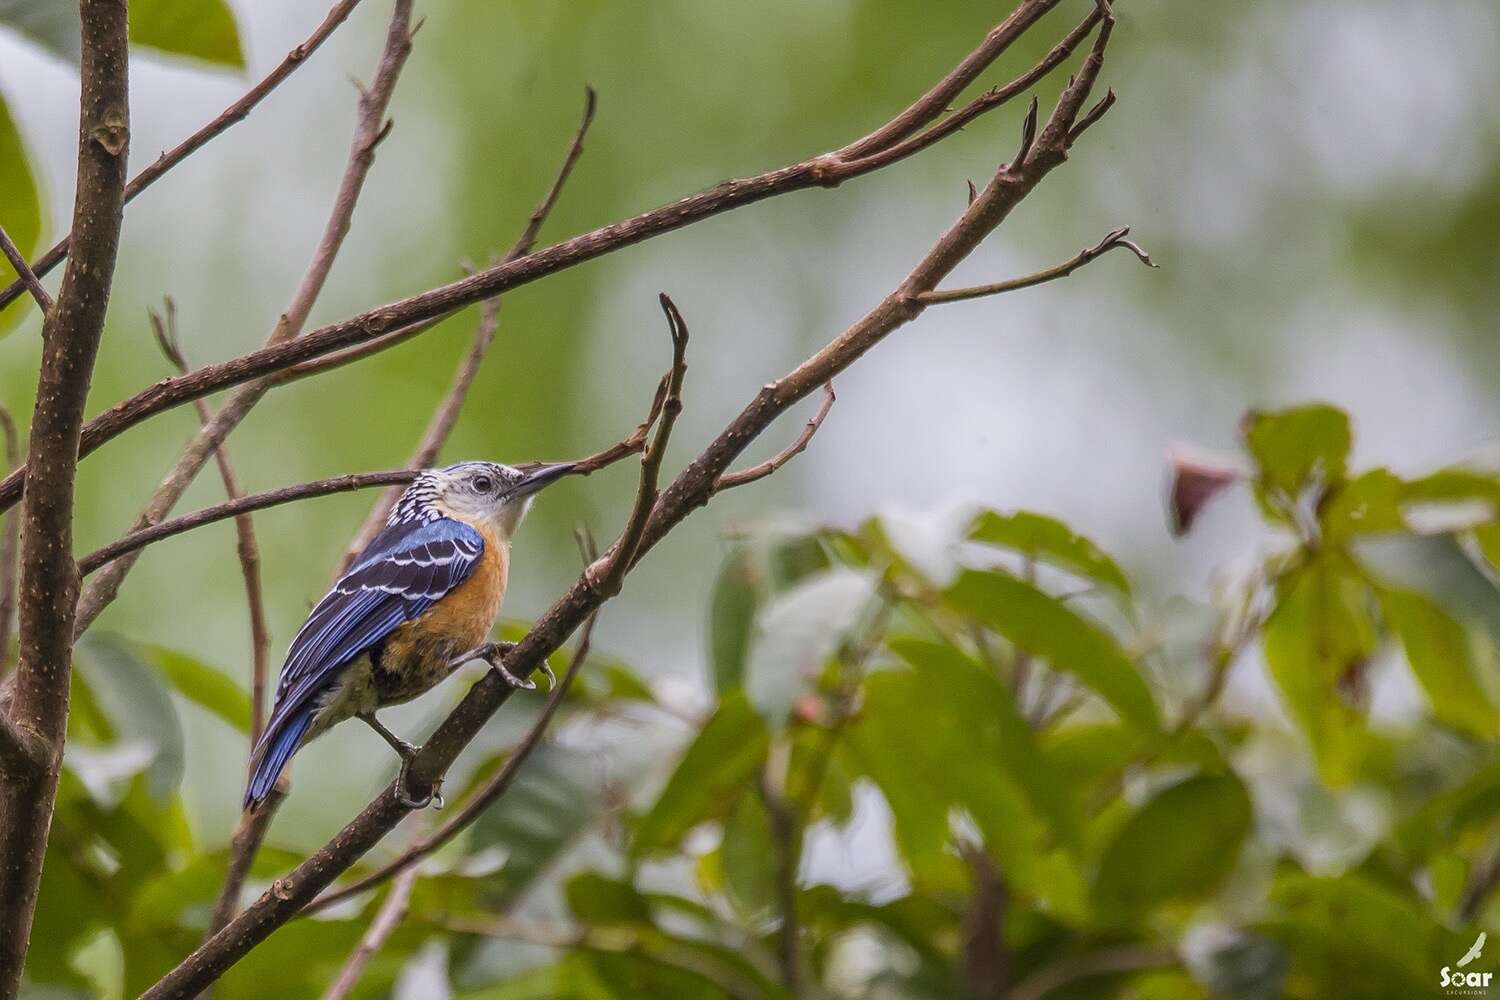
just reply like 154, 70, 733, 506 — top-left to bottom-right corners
319, 862, 420, 1000
0, 0, 368, 314
916, 226, 1153, 305
139, 10, 1127, 992
203, 785, 285, 945
0, 406, 17, 671
78, 420, 650, 577
305, 605, 602, 915
336, 87, 599, 574
1008, 945, 1177, 1000
715, 383, 835, 491
150, 302, 272, 743
0, 0, 130, 990
70, 0, 417, 637
0, 226, 50, 315
589, 294, 688, 592
761, 756, 802, 995
0, 0, 1090, 517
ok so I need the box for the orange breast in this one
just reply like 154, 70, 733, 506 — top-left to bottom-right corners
375, 524, 509, 704
415, 524, 508, 650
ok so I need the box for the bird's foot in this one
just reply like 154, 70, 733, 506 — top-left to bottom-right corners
449, 640, 516, 670
393, 756, 444, 810
360, 713, 443, 810
451, 641, 539, 690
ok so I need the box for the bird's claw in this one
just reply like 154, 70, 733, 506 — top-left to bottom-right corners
394, 754, 444, 810
490, 659, 536, 690
449, 640, 516, 671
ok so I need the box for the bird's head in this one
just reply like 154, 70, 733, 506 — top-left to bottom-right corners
390, 460, 575, 540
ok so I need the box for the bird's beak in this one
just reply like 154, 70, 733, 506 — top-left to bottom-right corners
508, 461, 576, 499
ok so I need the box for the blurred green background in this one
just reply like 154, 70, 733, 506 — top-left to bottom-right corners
3, 1, 1500, 997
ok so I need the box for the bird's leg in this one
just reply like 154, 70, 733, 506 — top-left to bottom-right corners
449, 640, 555, 691
359, 713, 443, 810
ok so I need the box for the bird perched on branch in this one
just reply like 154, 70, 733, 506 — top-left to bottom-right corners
244, 460, 574, 810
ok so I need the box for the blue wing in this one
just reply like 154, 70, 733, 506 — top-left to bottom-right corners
244, 517, 484, 806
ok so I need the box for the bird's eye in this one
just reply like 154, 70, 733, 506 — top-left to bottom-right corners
473, 475, 494, 493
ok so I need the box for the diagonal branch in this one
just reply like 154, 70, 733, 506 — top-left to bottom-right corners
915, 226, 1154, 304
137, 15, 1127, 993
304, 601, 602, 915
0, 226, 50, 315
589, 294, 689, 593
336, 88, 598, 573
318, 861, 420, 1000
70, 0, 416, 637
0, 0, 1092, 517
0, 0, 367, 314
715, 382, 835, 491
0, 0, 131, 992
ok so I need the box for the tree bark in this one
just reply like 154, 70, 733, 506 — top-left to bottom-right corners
0, 1, 129, 994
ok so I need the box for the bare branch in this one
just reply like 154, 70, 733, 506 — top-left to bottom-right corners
203, 784, 285, 944
1009, 945, 1177, 1000
0, 0, 130, 990
0, 0, 367, 314
588, 294, 689, 594
150, 302, 272, 743
70, 0, 416, 637
337, 87, 599, 574
139, 11, 1128, 994
834, 0, 1066, 160
761, 758, 802, 994
319, 862, 419, 1000
79, 471, 416, 576
305, 605, 601, 915
915, 226, 1155, 305
0, 226, 50, 315
715, 383, 835, 491
0, 0, 1092, 516
78, 418, 650, 578
0, 406, 17, 671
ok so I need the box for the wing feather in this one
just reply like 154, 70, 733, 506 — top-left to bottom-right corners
252, 517, 484, 767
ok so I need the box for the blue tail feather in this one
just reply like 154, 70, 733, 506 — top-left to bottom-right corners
244, 709, 314, 809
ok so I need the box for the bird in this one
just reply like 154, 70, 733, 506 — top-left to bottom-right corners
244, 459, 574, 811
1459, 932, 1487, 968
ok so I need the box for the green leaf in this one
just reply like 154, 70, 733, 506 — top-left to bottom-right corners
1243, 403, 1351, 497
847, 660, 1086, 917
968, 509, 1132, 597
745, 567, 876, 724
1091, 773, 1251, 918
1261, 558, 1374, 786
632, 692, 769, 855
133, 643, 252, 733
944, 569, 1160, 732
1261, 872, 1467, 1000
73, 635, 186, 802
1379, 586, 1498, 738
565, 872, 652, 927
720, 791, 775, 916
888, 638, 1080, 850
128, 0, 243, 68
0, 89, 44, 337
471, 743, 604, 906
708, 544, 762, 694
1320, 468, 1406, 539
